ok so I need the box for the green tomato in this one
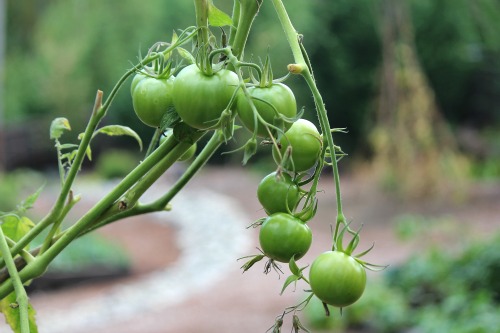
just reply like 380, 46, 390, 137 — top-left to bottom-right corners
177, 142, 197, 161
172, 64, 239, 130
273, 119, 322, 172
131, 75, 174, 127
236, 83, 296, 137
259, 213, 312, 263
309, 251, 367, 307
257, 171, 300, 214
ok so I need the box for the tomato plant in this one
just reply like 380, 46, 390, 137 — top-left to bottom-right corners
257, 171, 301, 214
159, 132, 197, 161
273, 119, 323, 172
237, 82, 297, 137
131, 75, 174, 128
0, 1, 384, 332
259, 213, 312, 263
309, 250, 367, 307
172, 64, 239, 130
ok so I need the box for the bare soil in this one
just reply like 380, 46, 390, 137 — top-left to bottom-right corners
25, 167, 500, 332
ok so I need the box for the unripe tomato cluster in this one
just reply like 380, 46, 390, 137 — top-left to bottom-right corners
130, 59, 368, 312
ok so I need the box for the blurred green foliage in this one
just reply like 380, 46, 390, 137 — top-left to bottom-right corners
304, 232, 500, 333
94, 149, 140, 179
4, 0, 500, 158
45, 233, 130, 272
0, 169, 45, 212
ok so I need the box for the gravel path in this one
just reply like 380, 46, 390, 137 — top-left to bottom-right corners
30, 179, 253, 332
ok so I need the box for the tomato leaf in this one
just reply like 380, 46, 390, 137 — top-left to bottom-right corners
280, 274, 299, 295
49, 117, 71, 140
0, 292, 39, 333
93, 125, 143, 151
208, 0, 232, 27
16, 186, 44, 214
0, 216, 35, 243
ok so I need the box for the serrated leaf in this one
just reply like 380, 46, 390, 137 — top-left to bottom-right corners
17, 186, 44, 213
160, 106, 181, 132
0, 292, 39, 333
50, 117, 71, 140
280, 275, 299, 295
93, 125, 143, 151
208, 0, 233, 27
0, 216, 35, 243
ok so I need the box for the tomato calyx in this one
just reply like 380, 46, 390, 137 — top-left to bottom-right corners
238, 250, 284, 276
333, 222, 388, 272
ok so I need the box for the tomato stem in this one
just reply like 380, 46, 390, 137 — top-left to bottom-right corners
270, 0, 347, 230
194, 0, 210, 47
230, 0, 262, 60
228, 0, 240, 46
145, 127, 162, 158
0, 227, 30, 333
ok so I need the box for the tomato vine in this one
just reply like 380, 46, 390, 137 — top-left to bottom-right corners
0, 1, 385, 332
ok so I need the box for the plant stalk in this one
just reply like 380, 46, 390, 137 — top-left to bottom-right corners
0, 228, 29, 333
270, 0, 346, 227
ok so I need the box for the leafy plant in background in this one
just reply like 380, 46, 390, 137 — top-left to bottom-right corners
0, 1, 384, 332
304, 228, 500, 333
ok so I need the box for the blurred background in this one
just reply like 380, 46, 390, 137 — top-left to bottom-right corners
0, 0, 499, 332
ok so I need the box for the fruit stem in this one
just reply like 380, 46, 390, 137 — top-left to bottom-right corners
270, 0, 347, 227
230, 0, 262, 60
194, 0, 210, 47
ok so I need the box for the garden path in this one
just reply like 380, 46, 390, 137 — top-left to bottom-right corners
1, 166, 499, 333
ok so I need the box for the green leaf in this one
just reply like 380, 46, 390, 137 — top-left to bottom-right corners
280, 274, 299, 295
0, 292, 39, 333
208, 0, 233, 27
49, 117, 71, 140
16, 186, 44, 214
93, 125, 143, 151
0, 216, 35, 243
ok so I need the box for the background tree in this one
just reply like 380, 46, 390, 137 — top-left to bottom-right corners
369, 0, 470, 199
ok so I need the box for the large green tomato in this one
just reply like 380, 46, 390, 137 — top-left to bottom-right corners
309, 251, 367, 307
236, 83, 296, 137
273, 119, 322, 172
259, 213, 312, 263
172, 64, 239, 130
131, 75, 174, 127
257, 171, 300, 214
